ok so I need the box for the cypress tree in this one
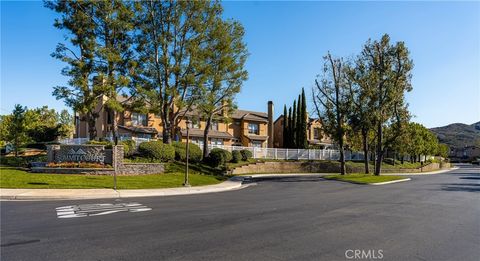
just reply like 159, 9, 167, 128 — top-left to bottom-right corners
296, 94, 302, 148
292, 100, 297, 148
301, 88, 308, 148
287, 107, 293, 148
282, 105, 288, 148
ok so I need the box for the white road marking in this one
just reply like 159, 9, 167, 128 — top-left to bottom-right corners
56, 202, 152, 218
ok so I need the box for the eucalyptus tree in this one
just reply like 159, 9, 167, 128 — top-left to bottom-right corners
345, 59, 376, 173
358, 34, 413, 175
134, 1, 222, 143
313, 53, 350, 175
46, 0, 100, 139
197, 19, 248, 157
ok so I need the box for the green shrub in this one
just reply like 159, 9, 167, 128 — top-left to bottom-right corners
207, 148, 232, 167
172, 142, 202, 163
138, 141, 175, 162
231, 150, 242, 163
240, 149, 253, 161
0, 155, 47, 167
120, 140, 136, 156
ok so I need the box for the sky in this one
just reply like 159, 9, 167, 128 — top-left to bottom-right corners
1, 1, 479, 128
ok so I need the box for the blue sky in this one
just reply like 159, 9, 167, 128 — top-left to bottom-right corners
1, 1, 479, 128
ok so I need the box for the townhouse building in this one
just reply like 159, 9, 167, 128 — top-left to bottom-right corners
75, 95, 275, 148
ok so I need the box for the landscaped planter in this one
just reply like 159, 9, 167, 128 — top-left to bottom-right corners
36, 145, 165, 175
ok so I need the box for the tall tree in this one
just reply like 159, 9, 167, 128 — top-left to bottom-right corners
313, 53, 350, 175
300, 88, 308, 148
287, 107, 293, 148
197, 19, 248, 157
46, 0, 100, 140
9, 105, 28, 157
93, 0, 135, 145
295, 94, 302, 148
345, 61, 376, 173
282, 105, 288, 148
135, 1, 222, 144
359, 34, 413, 175
291, 99, 297, 148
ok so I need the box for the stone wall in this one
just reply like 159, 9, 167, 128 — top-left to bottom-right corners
231, 161, 450, 175
38, 145, 164, 176
231, 161, 357, 175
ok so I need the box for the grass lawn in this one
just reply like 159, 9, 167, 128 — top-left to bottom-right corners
323, 173, 407, 184
0, 165, 226, 189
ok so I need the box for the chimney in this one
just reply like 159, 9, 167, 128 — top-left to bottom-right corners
268, 101, 274, 148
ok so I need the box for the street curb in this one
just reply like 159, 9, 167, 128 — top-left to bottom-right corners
0, 179, 244, 201
381, 167, 458, 176
322, 177, 411, 185
368, 178, 411, 185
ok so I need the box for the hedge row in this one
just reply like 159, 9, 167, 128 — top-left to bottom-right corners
207, 148, 253, 167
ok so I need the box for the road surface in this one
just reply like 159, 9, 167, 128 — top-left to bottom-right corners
1, 165, 479, 260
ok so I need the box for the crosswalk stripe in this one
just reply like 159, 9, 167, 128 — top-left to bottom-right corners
55, 202, 152, 218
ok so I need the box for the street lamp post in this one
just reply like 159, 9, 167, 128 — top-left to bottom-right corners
184, 120, 191, 187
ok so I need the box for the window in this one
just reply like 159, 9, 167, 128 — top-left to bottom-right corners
211, 121, 219, 131
248, 123, 259, 135
211, 138, 224, 145
251, 141, 262, 148
187, 120, 200, 129
132, 113, 147, 126
192, 138, 205, 148
314, 128, 320, 139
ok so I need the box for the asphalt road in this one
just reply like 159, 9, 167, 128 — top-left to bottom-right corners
1, 165, 479, 261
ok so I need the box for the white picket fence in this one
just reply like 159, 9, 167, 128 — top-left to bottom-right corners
207, 145, 365, 161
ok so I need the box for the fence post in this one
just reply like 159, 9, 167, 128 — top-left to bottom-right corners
286, 148, 288, 160
253, 148, 256, 159
297, 149, 300, 160
274, 148, 277, 160
329, 149, 332, 160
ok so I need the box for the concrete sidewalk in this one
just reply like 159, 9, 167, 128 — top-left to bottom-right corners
0, 179, 244, 201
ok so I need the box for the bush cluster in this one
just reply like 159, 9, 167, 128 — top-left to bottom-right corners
120, 139, 136, 156
231, 150, 242, 163
172, 142, 202, 163
207, 148, 253, 167
138, 141, 175, 162
240, 149, 253, 161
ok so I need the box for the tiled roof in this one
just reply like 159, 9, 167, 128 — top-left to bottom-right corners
231, 110, 268, 122
118, 125, 158, 134
180, 129, 233, 139
177, 107, 268, 122
245, 135, 268, 141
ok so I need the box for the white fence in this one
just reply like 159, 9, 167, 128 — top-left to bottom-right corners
207, 145, 365, 161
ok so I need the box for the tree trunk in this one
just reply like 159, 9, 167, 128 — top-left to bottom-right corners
375, 122, 383, 176
202, 116, 213, 160
162, 105, 172, 144
112, 110, 119, 145
87, 114, 97, 140
362, 128, 369, 174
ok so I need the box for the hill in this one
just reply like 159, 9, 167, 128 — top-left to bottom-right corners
430, 121, 480, 149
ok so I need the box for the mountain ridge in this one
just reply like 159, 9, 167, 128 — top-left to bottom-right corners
430, 121, 480, 149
